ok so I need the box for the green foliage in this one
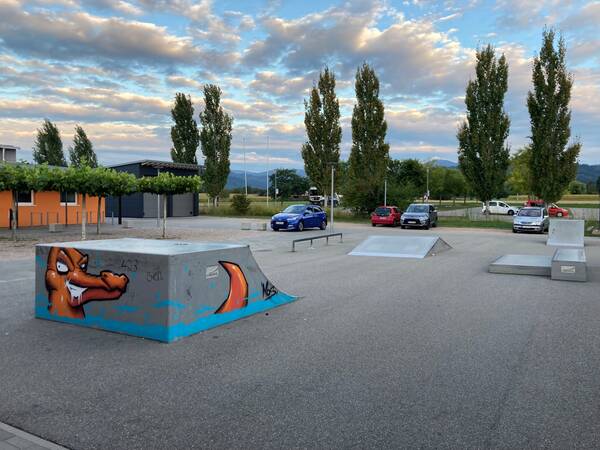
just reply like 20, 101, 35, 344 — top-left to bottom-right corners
170, 92, 200, 164
345, 63, 390, 213
138, 171, 201, 195
457, 45, 510, 203
69, 125, 97, 168
388, 159, 426, 201
301, 66, 342, 194
231, 194, 251, 215
506, 146, 532, 195
568, 180, 587, 194
527, 29, 581, 204
200, 84, 233, 201
33, 119, 66, 166
268, 168, 310, 199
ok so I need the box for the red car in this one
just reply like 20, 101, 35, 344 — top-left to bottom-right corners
371, 206, 402, 227
524, 200, 569, 217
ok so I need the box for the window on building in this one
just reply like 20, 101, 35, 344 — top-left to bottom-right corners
60, 191, 77, 205
17, 191, 33, 205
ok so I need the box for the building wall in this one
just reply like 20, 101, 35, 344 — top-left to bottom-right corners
1, 148, 17, 162
0, 191, 105, 228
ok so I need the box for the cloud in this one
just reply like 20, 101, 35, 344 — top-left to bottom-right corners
0, 0, 235, 68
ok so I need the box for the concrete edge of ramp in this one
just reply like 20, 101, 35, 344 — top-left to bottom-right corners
34, 239, 297, 343
488, 254, 552, 276
349, 235, 452, 259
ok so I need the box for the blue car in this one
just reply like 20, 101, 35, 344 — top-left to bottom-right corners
271, 204, 327, 231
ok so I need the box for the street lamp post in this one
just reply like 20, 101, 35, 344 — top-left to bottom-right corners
243, 136, 247, 196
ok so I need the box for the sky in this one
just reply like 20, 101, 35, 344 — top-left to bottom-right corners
1, 0, 599, 171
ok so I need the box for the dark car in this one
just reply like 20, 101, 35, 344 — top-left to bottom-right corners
400, 203, 438, 229
271, 204, 327, 231
371, 206, 402, 227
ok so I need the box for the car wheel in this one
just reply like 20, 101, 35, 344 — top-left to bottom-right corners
320, 220, 327, 230
557, 212, 563, 217
432, 220, 437, 228
424, 221, 430, 230
512, 228, 517, 233
372, 223, 376, 227
297, 221, 304, 232
401, 225, 406, 229
508, 210, 514, 216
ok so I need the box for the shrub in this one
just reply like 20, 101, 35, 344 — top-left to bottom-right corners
231, 194, 251, 215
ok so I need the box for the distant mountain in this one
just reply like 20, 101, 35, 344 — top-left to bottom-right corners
226, 168, 306, 190
577, 164, 600, 183
427, 158, 458, 168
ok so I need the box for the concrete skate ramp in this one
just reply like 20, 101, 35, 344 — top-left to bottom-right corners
488, 254, 552, 276
35, 238, 296, 342
547, 219, 584, 248
349, 235, 451, 259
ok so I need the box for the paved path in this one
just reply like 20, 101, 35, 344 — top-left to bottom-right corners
0, 422, 67, 450
1, 221, 600, 449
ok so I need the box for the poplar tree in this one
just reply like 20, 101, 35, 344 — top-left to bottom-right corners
345, 63, 389, 213
69, 125, 97, 168
457, 45, 510, 212
527, 29, 580, 204
199, 84, 232, 206
170, 93, 200, 164
301, 67, 342, 195
33, 119, 66, 166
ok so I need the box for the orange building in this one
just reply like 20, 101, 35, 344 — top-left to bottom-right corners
0, 190, 104, 228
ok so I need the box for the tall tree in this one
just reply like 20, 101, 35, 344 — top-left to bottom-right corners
200, 85, 233, 206
527, 29, 581, 204
301, 67, 342, 195
69, 125, 97, 168
170, 93, 200, 164
268, 169, 310, 199
458, 45, 510, 213
345, 63, 390, 213
33, 119, 66, 166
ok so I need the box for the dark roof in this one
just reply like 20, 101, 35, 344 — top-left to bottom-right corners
0, 144, 19, 150
109, 159, 202, 171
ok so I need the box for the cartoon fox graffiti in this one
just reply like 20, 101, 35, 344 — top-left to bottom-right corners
45, 247, 129, 319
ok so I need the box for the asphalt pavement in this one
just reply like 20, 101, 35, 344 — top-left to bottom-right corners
1, 220, 600, 449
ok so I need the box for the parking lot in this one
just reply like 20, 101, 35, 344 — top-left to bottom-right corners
1, 217, 600, 449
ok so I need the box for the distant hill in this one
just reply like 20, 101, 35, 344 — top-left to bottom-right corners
428, 158, 458, 168
226, 169, 306, 190
577, 164, 600, 183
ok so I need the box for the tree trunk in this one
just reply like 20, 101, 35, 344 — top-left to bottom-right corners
453, 196, 456, 206
96, 196, 101, 235
484, 200, 490, 216
11, 191, 17, 242
81, 194, 87, 240
463, 194, 466, 205
162, 193, 167, 238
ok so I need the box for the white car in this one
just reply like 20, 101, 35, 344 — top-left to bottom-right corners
482, 200, 519, 216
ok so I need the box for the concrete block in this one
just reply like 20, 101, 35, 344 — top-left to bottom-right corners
255, 223, 267, 231
241, 222, 251, 230
35, 238, 296, 342
122, 220, 134, 228
488, 254, 552, 277
547, 219, 584, 248
48, 223, 64, 232
551, 248, 587, 282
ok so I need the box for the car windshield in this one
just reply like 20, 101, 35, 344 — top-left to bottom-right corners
283, 205, 306, 214
374, 207, 390, 216
518, 208, 541, 217
406, 204, 428, 213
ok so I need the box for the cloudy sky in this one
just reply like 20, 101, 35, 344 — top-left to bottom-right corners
1, 0, 599, 170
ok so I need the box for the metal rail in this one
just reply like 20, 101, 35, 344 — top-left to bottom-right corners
291, 232, 343, 252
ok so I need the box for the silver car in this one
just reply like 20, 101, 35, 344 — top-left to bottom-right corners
512, 207, 549, 233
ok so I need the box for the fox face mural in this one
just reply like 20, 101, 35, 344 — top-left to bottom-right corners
45, 247, 129, 319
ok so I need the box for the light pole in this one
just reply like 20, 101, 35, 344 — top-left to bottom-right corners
243, 136, 248, 196
384, 178, 387, 207
426, 166, 430, 202
329, 163, 336, 232
266, 136, 270, 207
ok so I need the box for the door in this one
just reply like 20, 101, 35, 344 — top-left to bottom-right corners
143, 193, 160, 218
497, 202, 508, 214
171, 193, 194, 217
488, 201, 498, 214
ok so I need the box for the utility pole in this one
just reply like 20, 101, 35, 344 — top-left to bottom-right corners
266, 136, 270, 207
426, 166, 430, 202
243, 136, 248, 196
156, 168, 160, 227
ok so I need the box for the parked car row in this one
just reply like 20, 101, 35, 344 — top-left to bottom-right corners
482, 199, 569, 217
370, 204, 438, 229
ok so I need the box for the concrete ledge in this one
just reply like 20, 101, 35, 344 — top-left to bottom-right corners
254, 223, 267, 231
489, 254, 552, 276
241, 222, 251, 230
122, 220, 134, 228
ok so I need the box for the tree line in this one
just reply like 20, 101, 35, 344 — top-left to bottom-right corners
0, 164, 200, 240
